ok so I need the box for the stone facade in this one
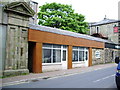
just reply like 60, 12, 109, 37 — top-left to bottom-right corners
0, 2, 35, 77
92, 48, 104, 65
89, 19, 119, 44
92, 48, 119, 65
104, 48, 118, 63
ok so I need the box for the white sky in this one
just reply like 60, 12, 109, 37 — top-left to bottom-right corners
33, 0, 120, 22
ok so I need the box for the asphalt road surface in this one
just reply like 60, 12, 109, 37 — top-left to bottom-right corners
3, 66, 117, 88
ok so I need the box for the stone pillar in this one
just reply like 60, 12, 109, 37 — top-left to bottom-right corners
33, 43, 42, 73
88, 47, 92, 66
68, 45, 72, 69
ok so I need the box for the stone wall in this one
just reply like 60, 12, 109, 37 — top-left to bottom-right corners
92, 48, 104, 65
92, 48, 119, 65
104, 48, 118, 63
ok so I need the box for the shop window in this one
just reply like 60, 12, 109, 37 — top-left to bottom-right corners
72, 47, 88, 62
42, 49, 51, 63
42, 44, 67, 63
79, 51, 84, 61
72, 51, 78, 62
53, 49, 61, 63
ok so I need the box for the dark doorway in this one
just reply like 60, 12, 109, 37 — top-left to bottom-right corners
28, 42, 35, 73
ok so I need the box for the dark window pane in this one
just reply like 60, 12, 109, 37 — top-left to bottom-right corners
63, 45, 67, 49
43, 44, 52, 48
73, 47, 78, 49
84, 51, 88, 61
53, 45, 61, 48
79, 51, 84, 61
63, 50, 66, 61
53, 49, 61, 63
72, 51, 78, 62
42, 49, 51, 63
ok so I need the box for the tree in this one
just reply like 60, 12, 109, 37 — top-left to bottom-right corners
38, 2, 89, 34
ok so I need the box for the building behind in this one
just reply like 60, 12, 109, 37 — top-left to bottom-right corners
89, 17, 119, 44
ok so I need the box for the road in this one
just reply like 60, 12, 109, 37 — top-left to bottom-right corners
3, 66, 117, 88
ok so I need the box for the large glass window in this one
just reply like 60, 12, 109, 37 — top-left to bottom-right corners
72, 47, 88, 62
53, 49, 61, 63
72, 51, 78, 62
42, 49, 51, 63
42, 44, 67, 63
79, 51, 84, 61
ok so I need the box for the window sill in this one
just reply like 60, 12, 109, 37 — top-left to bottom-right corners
42, 63, 62, 66
72, 61, 85, 64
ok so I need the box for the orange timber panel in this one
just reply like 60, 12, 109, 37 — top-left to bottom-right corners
28, 29, 104, 48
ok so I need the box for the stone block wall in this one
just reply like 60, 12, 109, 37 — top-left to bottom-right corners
5, 26, 28, 70
2, 2, 34, 76
92, 48, 104, 65
92, 48, 119, 65
104, 48, 118, 63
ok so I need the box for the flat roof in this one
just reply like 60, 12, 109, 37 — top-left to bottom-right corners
29, 24, 115, 44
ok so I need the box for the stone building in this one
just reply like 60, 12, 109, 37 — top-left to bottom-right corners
89, 17, 119, 44
89, 18, 120, 65
0, 2, 35, 77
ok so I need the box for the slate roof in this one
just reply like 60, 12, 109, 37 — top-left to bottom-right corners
90, 18, 118, 26
29, 24, 115, 44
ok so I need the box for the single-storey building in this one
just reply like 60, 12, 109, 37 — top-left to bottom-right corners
0, 2, 119, 77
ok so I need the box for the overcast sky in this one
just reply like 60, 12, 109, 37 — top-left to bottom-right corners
34, 0, 120, 22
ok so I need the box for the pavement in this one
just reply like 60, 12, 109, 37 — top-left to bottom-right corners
1, 63, 117, 87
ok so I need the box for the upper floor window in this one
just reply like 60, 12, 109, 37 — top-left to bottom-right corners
96, 26, 99, 33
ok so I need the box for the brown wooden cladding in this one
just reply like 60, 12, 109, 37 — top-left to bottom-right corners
28, 29, 104, 48
68, 46, 72, 69
88, 47, 92, 66
33, 42, 42, 73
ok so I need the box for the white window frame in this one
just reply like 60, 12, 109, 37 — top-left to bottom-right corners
42, 44, 67, 65
72, 47, 88, 63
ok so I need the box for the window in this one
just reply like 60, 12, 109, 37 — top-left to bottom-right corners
95, 51, 100, 58
42, 49, 52, 63
53, 49, 61, 63
63, 50, 66, 61
72, 51, 78, 62
72, 47, 88, 62
96, 26, 99, 33
42, 44, 67, 63
79, 51, 84, 61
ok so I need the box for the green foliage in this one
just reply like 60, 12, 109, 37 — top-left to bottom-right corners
38, 2, 89, 34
